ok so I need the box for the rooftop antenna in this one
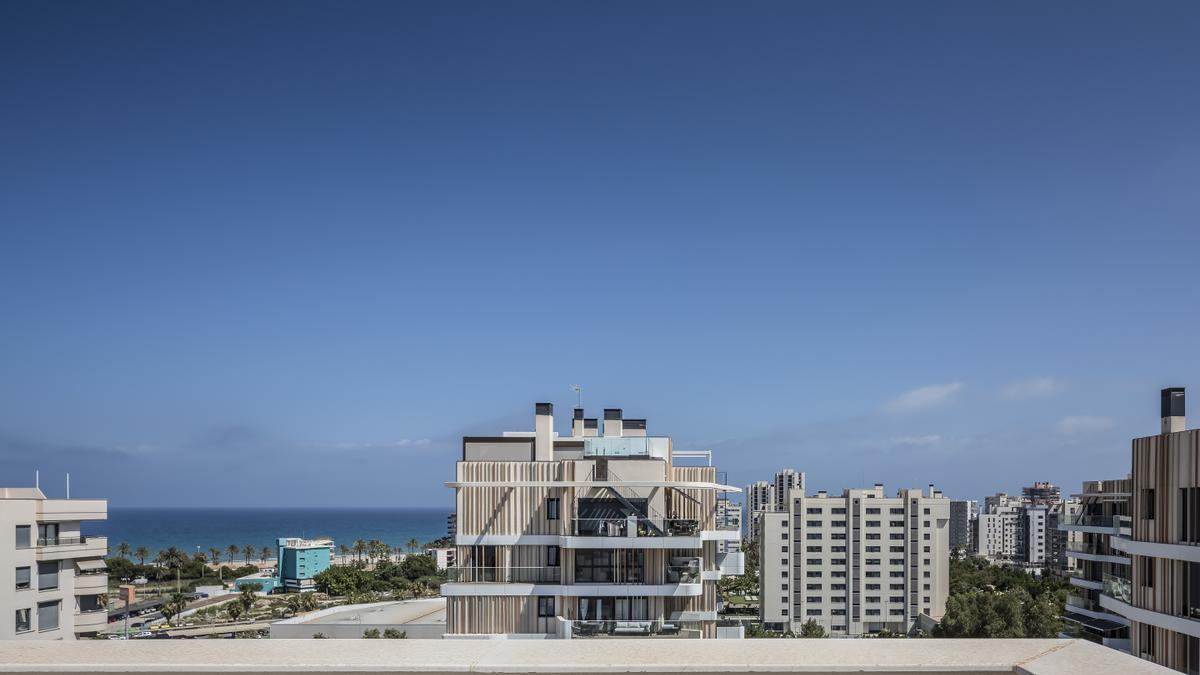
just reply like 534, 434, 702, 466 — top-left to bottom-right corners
35, 469, 39, 490
570, 384, 582, 408
66, 473, 70, 499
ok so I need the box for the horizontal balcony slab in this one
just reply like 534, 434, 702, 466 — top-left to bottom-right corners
455, 533, 731, 548
1069, 577, 1102, 591
1112, 535, 1200, 563
36, 537, 107, 562
36, 499, 107, 521
1066, 550, 1131, 565
73, 574, 108, 594
1100, 593, 1200, 639
440, 582, 703, 597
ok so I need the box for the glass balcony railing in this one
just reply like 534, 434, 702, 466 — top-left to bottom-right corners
666, 559, 701, 584
568, 619, 704, 638
1066, 594, 1102, 613
573, 517, 700, 537
1116, 515, 1132, 536
582, 437, 670, 459
1102, 573, 1132, 604
36, 535, 94, 547
445, 566, 562, 583
1062, 514, 1115, 528
1066, 541, 1128, 558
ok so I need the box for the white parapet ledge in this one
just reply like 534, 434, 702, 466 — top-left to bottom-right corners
446, 480, 742, 492
0, 639, 1175, 675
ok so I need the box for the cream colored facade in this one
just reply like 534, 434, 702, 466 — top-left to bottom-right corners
758, 484, 950, 636
442, 403, 742, 638
1, 487, 108, 640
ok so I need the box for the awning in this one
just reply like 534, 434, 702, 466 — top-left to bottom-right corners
76, 558, 107, 572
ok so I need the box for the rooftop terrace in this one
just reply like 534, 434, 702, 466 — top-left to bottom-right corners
0, 638, 1172, 675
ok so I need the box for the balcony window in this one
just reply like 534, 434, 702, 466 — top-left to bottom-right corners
546, 498, 560, 521
15, 608, 31, 633
37, 600, 59, 632
547, 546, 560, 568
15, 525, 31, 550
537, 596, 555, 618
37, 523, 59, 545
1142, 489, 1156, 520
15, 566, 31, 590
38, 561, 58, 591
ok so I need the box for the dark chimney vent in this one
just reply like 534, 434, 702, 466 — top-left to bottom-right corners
535, 402, 553, 416
604, 408, 623, 420
573, 407, 584, 420
584, 418, 598, 428
1163, 388, 1185, 418
624, 419, 647, 430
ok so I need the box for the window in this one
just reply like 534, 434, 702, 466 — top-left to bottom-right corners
923, 596, 931, 603
866, 558, 880, 566
832, 508, 846, 515
781, 596, 789, 605
890, 596, 904, 602
806, 571, 822, 578
831, 583, 846, 591
831, 533, 846, 540
15, 567, 31, 590
866, 521, 881, 527
866, 533, 881, 540
831, 608, 846, 616
806, 596, 822, 603
831, 521, 847, 527
890, 608, 905, 615
866, 596, 880, 603
806, 608, 821, 616
890, 520, 904, 527
15, 525, 31, 549
806, 583, 821, 590
781, 521, 788, 527
807, 546, 822, 552
806, 558, 821, 565
890, 533, 904, 540
547, 546, 560, 567
890, 508, 905, 515
37, 562, 57, 591
537, 596, 555, 618
923, 533, 931, 540
37, 600, 59, 632
890, 571, 904, 578
923, 546, 930, 553
1143, 489, 1156, 520
831, 558, 846, 566
806, 520, 822, 527
831, 545, 846, 553
866, 609, 880, 616
781, 608, 789, 616
781, 559, 789, 566
575, 549, 643, 583
923, 584, 930, 590
866, 508, 880, 515
890, 558, 904, 565
890, 546, 904, 552
781, 584, 788, 591
15, 608, 31, 633
831, 570, 846, 578
546, 498, 560, 520
923, 508, 930, 515
923, 521, 930, 527
866, 583, 880, 590
807, 533, 822, 540
890, 584, 904, 590
807, 508, 823, 514
781, 571, 788, 578
865, 571, 880, 578
1142, 558, 1155, 588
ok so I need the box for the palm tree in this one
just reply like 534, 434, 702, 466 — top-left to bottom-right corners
227, 602, 244, 623
338, 544, 350, 563
227, 544, 240, 564
209, 548, 222, 566
407, 538, 420, 554
243, 545, 256, 564
394, 545, 404, 562
116, 542, 131, 559
135, 546, 149, 566
259, 546, 271, 564
352, 539, 366, 563
161, 592, 187, 626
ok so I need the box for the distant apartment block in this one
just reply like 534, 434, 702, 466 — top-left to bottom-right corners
745, 469, 805, 540
758, 483, 949, 636
715, 499, 742, 554
949, 500, 977, 554
426, 547, 455, 571
1023, 482, 1063, 506
443, 403, 743, 638
0, 487, 108, 639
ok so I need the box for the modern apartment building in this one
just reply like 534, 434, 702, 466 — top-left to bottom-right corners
443, 403, 743, 638
1100, 387, 1200, 672
715, 499, 742, 554
758, 484, 950, 636
1047, 499, 1083, 575
1, 487, 108, 640
235, 537, 334, 594
949, 500, 977, 555
1023, 482, 1062, 506
1058, 477, 1131, 652
978, 507, 1020, 561
773, 470, 804, 512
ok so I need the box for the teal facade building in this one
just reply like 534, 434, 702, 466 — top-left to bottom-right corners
234, 537, 334, 594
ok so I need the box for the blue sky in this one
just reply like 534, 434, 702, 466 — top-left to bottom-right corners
2, 1, 1198, 507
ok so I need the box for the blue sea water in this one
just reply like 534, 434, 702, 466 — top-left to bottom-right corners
86, 507, 450, 557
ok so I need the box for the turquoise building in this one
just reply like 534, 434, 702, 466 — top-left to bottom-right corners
234, 537, 334, 594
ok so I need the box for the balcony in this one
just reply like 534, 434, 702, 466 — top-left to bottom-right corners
572, 517, 700, 538
1065, 541, 1130, 564
36, 535, 108, 561
1058, 514, 1119, 534
74, 572, 108, 594
74, 606, 108, 633
0, 639, 1177, 674
445, 566, 562, 583
565, 618, 704, 638
1102, 573, 1132, 604
36, 499, 107, 522
582, 437, 670, 459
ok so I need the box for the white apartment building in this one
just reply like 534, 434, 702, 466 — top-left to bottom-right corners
772, 470, 804, 512
758, 484, 949, 636
715, 499, 742, 554
1, 487, 108, 640
746, 470, 806, 541
978, 509, 1020, 561
443, 403, 744, 639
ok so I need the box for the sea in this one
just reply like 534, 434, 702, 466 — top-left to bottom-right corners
84, 507, 450, 557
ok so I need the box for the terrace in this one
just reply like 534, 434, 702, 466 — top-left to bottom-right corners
0, 639, 1173, 674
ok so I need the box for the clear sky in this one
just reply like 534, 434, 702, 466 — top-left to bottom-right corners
2, 1, 1198, 507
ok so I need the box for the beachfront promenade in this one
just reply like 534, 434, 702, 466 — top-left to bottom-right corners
0, 638, 1172, 675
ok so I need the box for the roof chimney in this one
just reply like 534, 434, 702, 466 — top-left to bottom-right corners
583, 418, 598, 437
535, 402, 554, 461
1162, 387, 1185, 434
623, 418, 646, 437
603, 409, 623, 437
572, 408, 585, 438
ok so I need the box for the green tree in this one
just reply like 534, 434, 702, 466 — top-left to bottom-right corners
338, 544, 351, 562
135, 546, 149, 565
399, 554, 437, 580
227, 602, 244, 622
313, 565, 373, 597
227, 544, 240, 563
238, 582, 262, 615
260, 546, 272, 564
353, 539, 367, 563
116, 542, 132, 559
161, 592, 187, 626
383, 628, 406, 639
363, 628, 381, 638
243, 545, 256, 564
798, 619, 826, 638
407, 538, 420, 554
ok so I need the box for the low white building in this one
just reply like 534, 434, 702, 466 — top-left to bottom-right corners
425, 547, 454, 571
0, 487, 108, 640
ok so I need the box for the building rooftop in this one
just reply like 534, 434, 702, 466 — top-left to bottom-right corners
0, 639, 1172, 674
